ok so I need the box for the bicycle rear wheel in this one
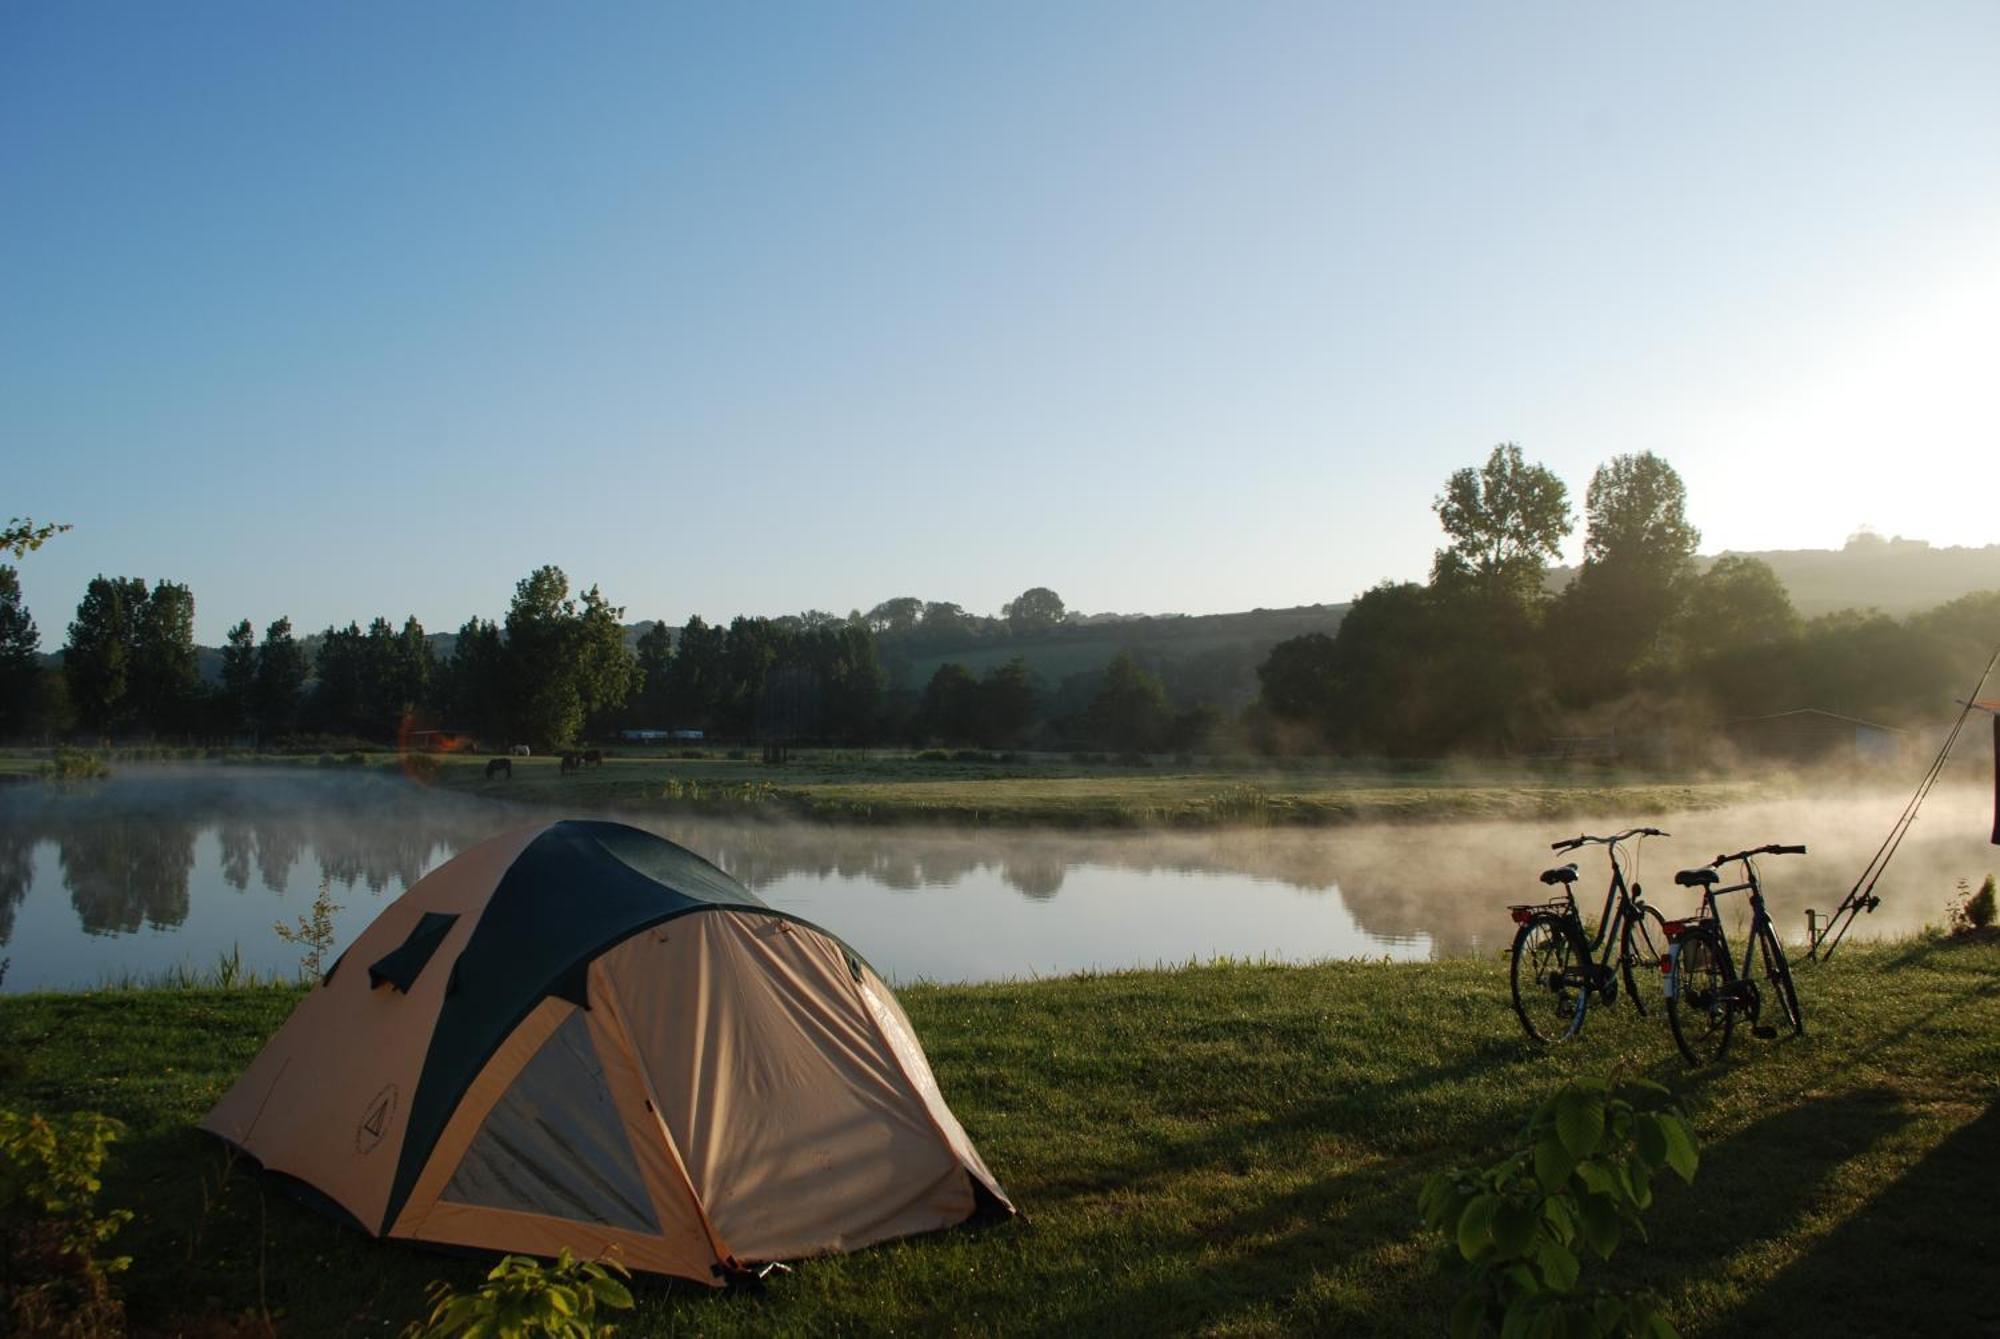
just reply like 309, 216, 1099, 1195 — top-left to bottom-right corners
1620, 902, 1670, 1020
1511, 912, 1590, 1044
1666, 924, 1735, 1065
1757, 923, 1804, 1036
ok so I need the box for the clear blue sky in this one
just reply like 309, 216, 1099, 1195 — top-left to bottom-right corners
5, 2, 1998, 645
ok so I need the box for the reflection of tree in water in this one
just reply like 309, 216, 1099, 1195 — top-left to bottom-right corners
1001, 852, 1066, 901
0, 769, 512, 943
658, 817, 1518, 948
0, 829, 35, 945
60, 818, 199, 934
217, 821, 254, 891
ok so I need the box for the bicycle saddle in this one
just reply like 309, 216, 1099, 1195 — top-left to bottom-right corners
1540, 863, 1579, 885
1675, 868, 1719, 887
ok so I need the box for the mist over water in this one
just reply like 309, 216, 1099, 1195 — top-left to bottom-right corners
0, 768, 1990, 992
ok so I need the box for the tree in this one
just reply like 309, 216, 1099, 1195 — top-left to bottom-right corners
1556, 452, 1701, 702
1581, 452, 1699, 572
441, 617, 506, 741
633, 621, 674, 726
64, 576, 146, 735
1002, 587, 1066, 637
1431, 443, 1571, 600
663, 615, 723, 731
865, 597, 923, 636
979, 658, 1037, 747
0, 567, 40, 738
130, 580, 201, 735
574, 586, 637, 736
394, 617, 434, 722
1256, 632, 1340, 735
1088, 651, 1169, 753
919, 602, 972, 643
504, 567, 585, 750
918, 663, 981, 744
254, 616, 309, 739
218, 619, 258, 737
1, 516, 69, 558
1679, 557, 1801, 717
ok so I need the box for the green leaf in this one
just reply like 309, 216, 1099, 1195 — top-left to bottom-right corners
1500, 1300, 1534, 1339
1660, 1115, 1699, 1184
1580, 1193, 1621, 1260
1541, 1194, 1575, 1244
1450, 1291, 1486, 1339
1536, 1240, 1580, 1293
1555, 1086, 1606, 1160
1459, 1193, 1501, 1261
1535, 1132, 1576, 1190
1634, 1113, 1669, 1171
1493, 1198, 1539, 1257
588, 1276, 634, 1309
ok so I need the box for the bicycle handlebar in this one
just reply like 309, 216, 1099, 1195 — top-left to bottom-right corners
1710, 843, 1808, 866
1550, 827, 1669, 852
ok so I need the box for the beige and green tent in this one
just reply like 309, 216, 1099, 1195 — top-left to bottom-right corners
202, 819, 1011, 1284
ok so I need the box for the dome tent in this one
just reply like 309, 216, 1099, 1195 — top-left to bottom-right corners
202, 820, 1012, 1284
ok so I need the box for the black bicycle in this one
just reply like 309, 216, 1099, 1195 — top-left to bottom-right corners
1508, 828, 1672, 1044
1663, 843, 1807, 1065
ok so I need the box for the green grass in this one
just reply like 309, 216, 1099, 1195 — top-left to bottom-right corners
3, 940, 1996, 1335
431, 751, 1776, 829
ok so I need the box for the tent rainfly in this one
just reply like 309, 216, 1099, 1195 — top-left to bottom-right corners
202, 820, 1012, 1283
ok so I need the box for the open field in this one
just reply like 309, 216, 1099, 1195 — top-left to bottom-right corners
427, 751, 1779, 828
2, 939, 1995, 1336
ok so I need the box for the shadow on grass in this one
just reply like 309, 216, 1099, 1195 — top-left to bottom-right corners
1716, 1096, 2000, 1339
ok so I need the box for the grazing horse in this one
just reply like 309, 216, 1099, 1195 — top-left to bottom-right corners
510, 744, 531, 757
560, 752, 582, 775
484, 757, 512, 780
583, 749, 603, 767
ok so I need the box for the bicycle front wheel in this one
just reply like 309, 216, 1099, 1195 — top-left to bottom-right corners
1666, 924, 1735, 1065
1620, 902, 1670, 1020
1511, 912, 1589, 1044
1757, 923, 1804, 1036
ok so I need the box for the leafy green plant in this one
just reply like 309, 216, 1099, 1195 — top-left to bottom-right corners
39, 747, 109, 781
403, 1250, 633, 1338
1418, 1075, 1698, 1339
1, 1109, 133, 1338
1950, 874, 1997, 934
274, 877, 343, 979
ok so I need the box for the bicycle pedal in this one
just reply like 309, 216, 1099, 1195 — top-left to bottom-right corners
1751, 1025, 1778, 1040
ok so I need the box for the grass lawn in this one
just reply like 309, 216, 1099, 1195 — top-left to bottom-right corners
429, 751, 1774, 829
3, 938, 1996, 1335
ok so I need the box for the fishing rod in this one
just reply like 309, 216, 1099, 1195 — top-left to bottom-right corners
1813, 638, 2000, 961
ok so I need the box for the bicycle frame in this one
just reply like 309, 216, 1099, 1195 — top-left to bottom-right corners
1679, 857, 1776, 998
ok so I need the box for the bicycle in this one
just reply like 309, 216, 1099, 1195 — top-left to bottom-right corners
1508, 828, 1673, 1044
1663, 843, 1808, 1065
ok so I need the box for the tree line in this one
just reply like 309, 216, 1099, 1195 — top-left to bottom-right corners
6, 463, 1997, 758
1252, 444, 2000, 756
0, 563, 1203, 753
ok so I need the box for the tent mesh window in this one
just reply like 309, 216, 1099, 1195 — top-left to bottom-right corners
440, 1011, 658, 1231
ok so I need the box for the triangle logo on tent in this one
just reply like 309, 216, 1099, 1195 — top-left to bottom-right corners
355, 1084, 398, 1154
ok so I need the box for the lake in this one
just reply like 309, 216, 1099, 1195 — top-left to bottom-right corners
0, 767, 1989, 992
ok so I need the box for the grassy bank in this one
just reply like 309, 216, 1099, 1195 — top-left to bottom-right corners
3, 940, 1996, 1336
427, 751, 1775, 828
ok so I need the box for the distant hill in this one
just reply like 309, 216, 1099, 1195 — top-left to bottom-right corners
1552, 536, 2000, 619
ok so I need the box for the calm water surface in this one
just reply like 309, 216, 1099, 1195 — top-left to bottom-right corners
0, 768, 1987, 993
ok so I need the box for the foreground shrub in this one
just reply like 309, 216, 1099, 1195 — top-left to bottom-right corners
1418, 1075, 1698, 1338
1951, 874, 1997, 933
39, 748, 109, 781
0, 1109, 132, 1338
403, 1250, 632, 1339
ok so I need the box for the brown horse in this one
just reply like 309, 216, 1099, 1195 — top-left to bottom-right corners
484, 757, 512, 780
560, 753, 581, 774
